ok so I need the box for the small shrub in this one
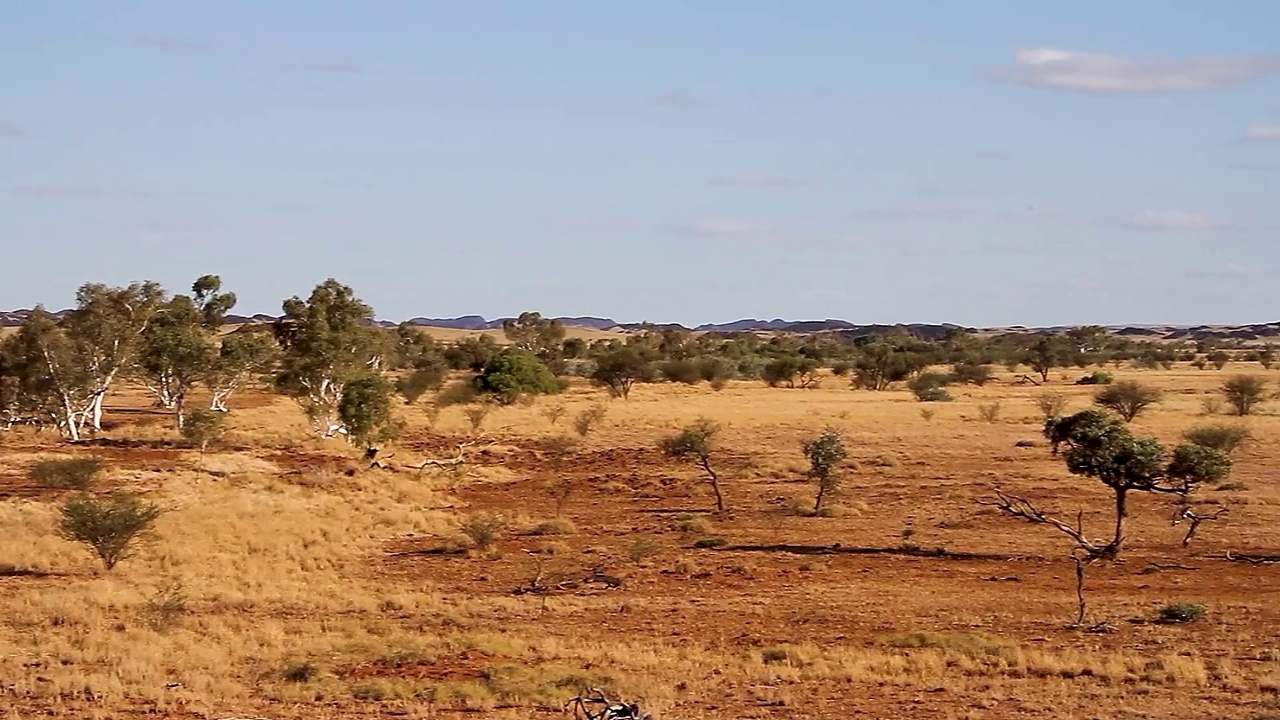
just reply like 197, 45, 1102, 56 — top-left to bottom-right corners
1075, 371, 1114, 385
1200, 396, 1224, 416
475, 347, 560, 405
458, 513, 506, 550
909, 372, 953, 402
141, 581, 188, 631
542, 404, 566, 426
658, 417, 725, 512
30, 457, 105, 491
1183, 424, 1252, 456
659, 359, 702, 384
675, 516, 713, 535
1216, 482, 1248, 492
395, 366, 446, 404
463, 404, 491, 433
181, 409, 227, 457
59, 491, 163, 570
709, 377, 729, 392
802, 426, 847, 515
977, 401, 1002, 423
283, 662, 320, 683
573, 404, 608, 437
627, 539, 661, 564
693, 537, 727, 549
1222, 375, 1268, 416
1034, 391, 1070, 420
950, 362, 994, 386
1095, 380, 1162, 422
919, 408, 936, 422
1156, 602, 1207, 624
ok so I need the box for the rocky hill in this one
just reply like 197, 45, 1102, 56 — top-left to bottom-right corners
3, 309, 1278, 342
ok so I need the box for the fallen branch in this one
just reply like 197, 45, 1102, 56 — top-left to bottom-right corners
717, 543, 1033, 561
977, 486, 1114, 560
1224, 551, 1280, 565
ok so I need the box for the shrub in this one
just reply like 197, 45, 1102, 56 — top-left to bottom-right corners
1034, 391, 1070, 421
338, 374, 399, 449
458, 513, 506, 550
1094, 380, 1162, 422
283, 662, 320, 683
693, 537, 727, 549
1222, 375, 1268, 416
142, 581, 188, 631
1075, 371, 1113, 385
475, 348, 560, 405
908, 372, 953, 402
591, 347, 652, 399
572, 404, 607, 437
696, 356, 733, 383
950, 362, 994, 386
541, 404, 566, 426
802, 427, 847, 515
395, 366, 446, 404
1156, 602, 1207, 624
30, 456, 105, 491
977, 401, 1002, 424
709, 377, 729, 392
675, 516, 712, 535
1208, 350, 1231, 370
180, 409, 227, 457
627, 539, 661, 564
659, 418, 725, 512
919, 407, 936, 422
659, 359, 702, 384
528, 518, 576, 536
761, 356, 819, 388
830, 361, 854, 377
463, 404, 491, 433
1183, 424, 1252, 456
59, 491, 163, 570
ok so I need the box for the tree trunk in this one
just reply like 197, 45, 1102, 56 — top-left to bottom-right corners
59, 396, 80, 442
173, 392, 186, 430
814, 484, 826, 515
210, 388, 232, 412
701, 458, 724, 513
1108, 488, 1128, 556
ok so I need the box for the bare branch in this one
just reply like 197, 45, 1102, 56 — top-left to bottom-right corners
978, 486, 1110, 559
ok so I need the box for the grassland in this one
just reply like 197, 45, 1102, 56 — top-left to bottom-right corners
1, 363, 1278, 719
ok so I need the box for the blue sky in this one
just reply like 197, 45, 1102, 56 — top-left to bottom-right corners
2, 1, 1278, 327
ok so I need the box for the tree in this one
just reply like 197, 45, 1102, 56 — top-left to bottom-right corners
761, 356, 819, 388
502, 312, 565, 362
988, 410, 1232, 559
444, 335, 499, 372
950, 362, 994, 386
1094, 380, 1162, 422
852, 343, 922, 391
592, 347, 652, 399
59, 490, 163, 570
802, 427, 848, 514
180, 408, 227, 463
1207, 350, 1231, 371
908, 372, 953, 402
658, 418, 724, 512
63, 281, 167, 433
191, 275, 237, 329
1222, 375, 1268, 416
136, 295, 215, 428
1, 308, 95, 440
206, 326, 279, 412
1258, 344, 1275, 370
1064, 326, 1110, 366
337, 374, 399, 450
1026, 336, 1064, 383
273, 280, 384, 436
475, 347, 560, 405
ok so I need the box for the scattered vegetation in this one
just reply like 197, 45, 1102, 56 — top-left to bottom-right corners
801, 426, 847, 515
1222, 375, 1268, 416
1156, 602, 1207, 624
1183, 423, 1252, 456
659, 418, 725, 513
29, 456, 105, 491
58, 490, 164, 570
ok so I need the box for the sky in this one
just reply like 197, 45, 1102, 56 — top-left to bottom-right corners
2, 1, 1279, 327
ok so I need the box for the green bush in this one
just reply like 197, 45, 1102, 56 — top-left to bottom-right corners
180, 409, 227, 456
30, 457, 105, 491
59, 491, 163, 570
659, 359, 702, 384
475, 348, 560, 405
1156, 602, 1207, 624
1075, 371, 1114, 385
909, 372, 953, 402
1183, 423, 1252, 456
1094, 380, 1162, 422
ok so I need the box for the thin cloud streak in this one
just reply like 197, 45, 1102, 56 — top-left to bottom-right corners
983, 48, 1280, 94
6, 184, 103, 199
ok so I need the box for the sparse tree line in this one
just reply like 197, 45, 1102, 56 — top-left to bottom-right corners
2, 277, 1276, 447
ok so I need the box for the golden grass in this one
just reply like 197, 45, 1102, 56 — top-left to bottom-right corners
1, 363, 1278, 717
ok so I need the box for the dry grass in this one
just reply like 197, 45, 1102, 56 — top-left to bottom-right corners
1, 364, 1278, 718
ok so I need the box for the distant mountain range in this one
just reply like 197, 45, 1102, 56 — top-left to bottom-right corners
3, 308, 1278, 342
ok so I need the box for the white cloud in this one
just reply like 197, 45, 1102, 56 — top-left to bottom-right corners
1246, 123, 1280, 140
1129, 210, 1211, 231
984, 48, 1280, 94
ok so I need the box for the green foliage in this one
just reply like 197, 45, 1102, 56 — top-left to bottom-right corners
802, 427, 848, 513
1207, 350, 1230, 370
475, 347, 560, 405
1026, 336, 1065, 382
908, 372, 953, 402
696, 356, 733, 383
1044, 410, 1165, 491
853, 343, 924, 390
659, 359, 703, 384
1221, 375, 1268, 416
950, 362, 994, 386
591, 347, 653, 399
337, 374, 398, 448
1075, 370, 1114, 385
207, 325, 279, 412
443, 334, 499, 372
761, 356, 819, 388
1183, 423, 1252, 456
29, 456, 105, 491
180, 409, 227, 455
659, 417, 725, 512
1094, 380, 1162, 422
1166, 444, 1231, 489
395, 366, 447, 404
137, 294, 216, 427
191, 275, 237, 329
1156, 602, 1207, 624
59, 491, 163, 570
501, 312, 565, 361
